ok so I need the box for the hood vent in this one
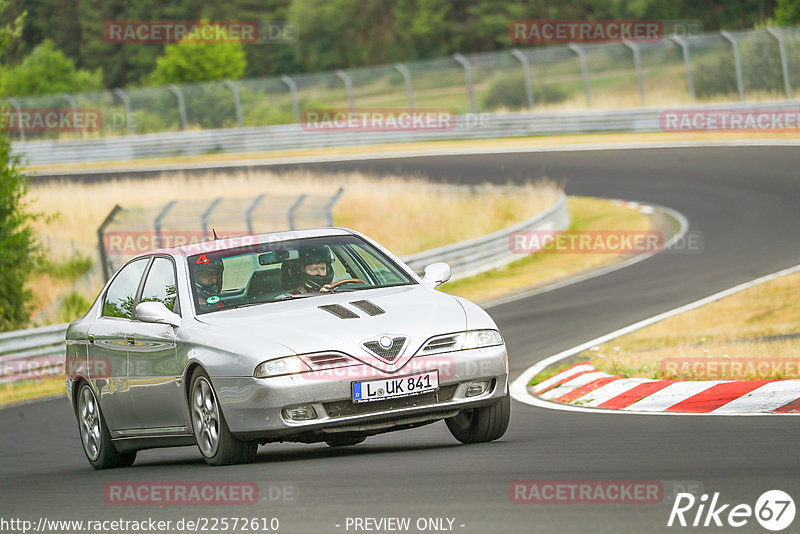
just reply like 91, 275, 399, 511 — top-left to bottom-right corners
349, 300, 385, 316
318, 304, 359, 319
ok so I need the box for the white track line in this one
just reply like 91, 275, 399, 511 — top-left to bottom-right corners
510, 262, 800, 417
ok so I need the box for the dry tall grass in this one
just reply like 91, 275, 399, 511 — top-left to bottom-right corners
26, 169, 561, 259
590, 270, 800, 380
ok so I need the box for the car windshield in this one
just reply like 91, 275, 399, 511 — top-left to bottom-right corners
188, 235, 415, 314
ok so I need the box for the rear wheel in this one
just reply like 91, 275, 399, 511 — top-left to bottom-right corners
445, 395, 511, 444
190, 368, 257, 466
76, 383, 136, 469
325, 436, 366, 447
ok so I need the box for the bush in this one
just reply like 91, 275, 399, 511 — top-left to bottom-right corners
58, 291, 91, 323
0, 122, 40, 331
1, 40, 103, 97
482, 72, 568, 111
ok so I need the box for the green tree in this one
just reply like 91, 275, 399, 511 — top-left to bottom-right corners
0, 0, 40, 331
775, 0, 800, 24
148, 29, 247, 85
1, 39, 103, 97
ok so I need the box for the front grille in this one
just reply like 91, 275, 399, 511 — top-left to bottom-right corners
423, 335, 459, 351
323, 384, 459, 418
363, 336, 406, 361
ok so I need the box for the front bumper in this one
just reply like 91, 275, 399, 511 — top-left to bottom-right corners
212, 344, 509, 441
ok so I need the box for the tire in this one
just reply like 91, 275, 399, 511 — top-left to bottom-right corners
190, 368, 257, 466
76, 383, 136, 469
445, 395, 511, 444
325, 436, 366, 447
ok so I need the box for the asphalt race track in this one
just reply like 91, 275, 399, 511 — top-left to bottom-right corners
3, 146, 800, 533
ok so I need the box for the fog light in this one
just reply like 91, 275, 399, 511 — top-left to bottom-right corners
282, 405, 318, 421
465, 381, 490, 397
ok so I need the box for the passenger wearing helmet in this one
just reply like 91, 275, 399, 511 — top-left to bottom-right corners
194, 257, 224, 308
285, 246, 335, 295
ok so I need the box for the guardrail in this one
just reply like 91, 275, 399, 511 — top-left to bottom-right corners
16, 101, 800, 167
0, 192, 569, 384
0, 323, 69, 384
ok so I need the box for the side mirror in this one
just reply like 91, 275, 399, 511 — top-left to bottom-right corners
422, 262, 452, 288
135, 301, 181, 328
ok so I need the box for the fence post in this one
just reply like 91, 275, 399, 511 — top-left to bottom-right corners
154, 200, 177, 249
288, 194, 307, 231
453, 53, 477, 114
720, 31, 745, 101
766, 28, 793, 99
201, 198, 222, 236
97, 204, 122, 281
510, 49, 535, 110
61, 92, 79, 134
168, 84, 188, 130
280, 75, 301, 124
112, 88, 135, 134
670, 36, 695, 102
568, 44, 591, 107
622, 41, 645, 105
223, 80, 244, 128
245, 194, 266, 234
394, 63, 415, 110
325, 188, 345, 226
6, 97, 24, 141
335, 70, 355, 111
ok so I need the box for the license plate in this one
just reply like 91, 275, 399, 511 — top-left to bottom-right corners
352, 371, 439, 403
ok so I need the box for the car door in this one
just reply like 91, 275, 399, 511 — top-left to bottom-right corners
127, 256, 188, 431
87, 257, 150, 431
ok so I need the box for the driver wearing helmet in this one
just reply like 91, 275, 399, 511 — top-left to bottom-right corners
285, 246, 335, 295
194, 256, 224, 308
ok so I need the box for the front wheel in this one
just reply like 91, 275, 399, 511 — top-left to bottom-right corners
445, 395, 511, 444
76, 383, 136, 469
190, 368, 257, 466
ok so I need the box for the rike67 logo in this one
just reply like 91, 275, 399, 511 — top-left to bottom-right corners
668, 490, 795, 531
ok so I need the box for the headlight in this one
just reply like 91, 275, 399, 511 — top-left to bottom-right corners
462, 329, 504, 349
254, 356, 311, 378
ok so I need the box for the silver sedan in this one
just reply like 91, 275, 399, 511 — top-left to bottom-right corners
66, 228, 510, 468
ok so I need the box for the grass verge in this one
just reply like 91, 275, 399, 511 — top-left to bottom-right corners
442, 196, 652, 303
588, 270, 800, 381
0, 379, 64, 408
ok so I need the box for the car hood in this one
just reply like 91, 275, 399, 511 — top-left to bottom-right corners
194, 285, 468, 368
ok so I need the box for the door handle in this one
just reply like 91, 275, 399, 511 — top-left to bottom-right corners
125, 335, 135, 346
87, 335, 94, 344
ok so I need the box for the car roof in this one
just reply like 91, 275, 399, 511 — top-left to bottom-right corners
138, 227, 358, 260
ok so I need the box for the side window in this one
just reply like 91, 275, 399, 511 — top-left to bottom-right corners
140, 258, 179, 313
103, 259, 148, 319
